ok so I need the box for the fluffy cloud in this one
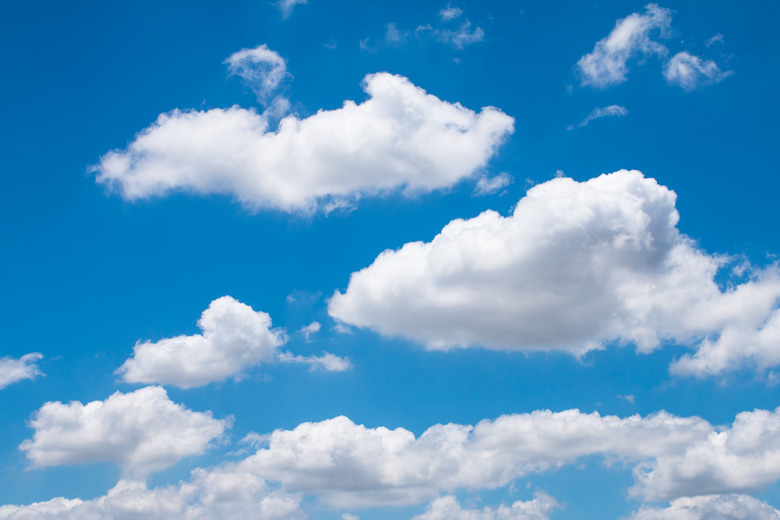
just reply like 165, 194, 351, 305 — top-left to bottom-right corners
0, 471, 303, 520
0, 353, 42, 390
239, 409, 712, 507
19, 387, 228, 476
572, 104, 628, 129
329, 170, 780, 376
413, 493, 560, 520
577, 4, 671, 88
93, 73, 513, 213
625, 494, 780, 520
117, 296, 285, 388
631, 407, 780, 500
663, 51, 733, 91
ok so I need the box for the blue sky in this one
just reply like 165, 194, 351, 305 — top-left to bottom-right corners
1, 1, 780, 518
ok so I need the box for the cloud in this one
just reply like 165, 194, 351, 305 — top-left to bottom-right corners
416, 20, 485, 50
625, 494, 780, 520
298, 321, 322, 341
630, 407, 780, 500
93, 73, 513, 213
239, 409, 712, 507
577, 4, 671, 88
0, 472, 303, 520
663, 51, 733, 91
571, 105, 628, 129
276, 0, 306, 19
329, 170, 780, 375
474, 172, 512, 195
705, 33, 725, 47
0, 353, 42, 390
277, 351, 352, 372
438, 6, 463, 22
413, 493, 561, 520
224, 45, 290, 116
117, 296, 285, 388
19, 387, 228, 476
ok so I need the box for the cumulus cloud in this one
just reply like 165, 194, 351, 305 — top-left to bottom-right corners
19, 387, 228, 476
474, 172, 512, 195
663, 51, 733, 91
625, 494, 780, 520
0, 471, 303, 519
0, 353, 42, 390
329, 170, 780, 376
577, 3, 671, 88
413, 493, 560, 520
93, 73, 513, 213
239, 409, 711, 507
631, 407, 780, 500
225, 45, 290, 116
571, 104, 628, 129
117, 296, 285, 388
276, 0, 306, 19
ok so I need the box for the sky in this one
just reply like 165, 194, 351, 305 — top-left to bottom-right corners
1, 0, 780, 518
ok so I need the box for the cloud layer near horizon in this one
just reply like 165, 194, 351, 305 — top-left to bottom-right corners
93, 73, 514, 213
329, 170, 780, 376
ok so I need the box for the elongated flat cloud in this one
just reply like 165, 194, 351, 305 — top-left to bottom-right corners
412, 493, 560, 520
577, 4, 671, 87
93, 73, 514, 213
572, 104, 628, 129
118, 296, 348, 388
625, 494, 780, 520
663, 51, 733, 91
239, 409, 712, 507
19, 387, 228, 476
0, 472, 303, 520
0, 353, 42, 390
329, 170, 780, 376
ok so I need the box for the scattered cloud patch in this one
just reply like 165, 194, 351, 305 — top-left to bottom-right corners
298, 321, 322, 341
276, 0, 306, 19
225, 45, 291, 117
94, 73, 513, 213
329, 170, 780, 377
413, 493, 561, 520
663, 51, 733, 91
277, 351, 352, 372
705, 33, 725, 47
19, 386, 228, 476
0, 353, 42, 390
619, 394, 636, 403
625, 494, 780, 520
577, 3, 671, 88
438, 6, 463, 22
570, 104, 628, 129
117, 296, 284, 388
475, 172, 512, 195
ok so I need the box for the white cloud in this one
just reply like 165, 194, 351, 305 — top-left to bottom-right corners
239, 409, 711, 507
474, 172, 512, 195
663, 51, 733, 91
224, 45, 290, 116
329, 170, 780, 376
383, 23, 407, 45
436, 20, 485, 49
705, 33, 725, 47
630, 407, 780, 500
577, 3, 671, 88
0, 353, 42, 390
276, 0, 306, 19
277, 351, 352, 372
572, 104, 628, 129
342, 514, 360, 520
93, 73, 514, 213
117, 296, 285, 388
439, 6, 463, 22
298, 321, 322, 341
0, 471, 303, 520
413, 493, 560, 520
19, 387, 228, 476
625, 494, 780, 520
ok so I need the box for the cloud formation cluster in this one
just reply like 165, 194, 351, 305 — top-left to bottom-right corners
412, 493, 560, 520
577, 4, 731, 91
94, 73, 513, 213
330, 170, 780, 376
626, 494, 780, 520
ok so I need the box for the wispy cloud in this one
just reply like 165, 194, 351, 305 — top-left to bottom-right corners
569, 104, 628, 129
